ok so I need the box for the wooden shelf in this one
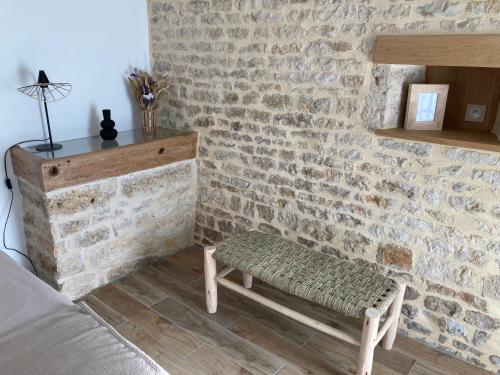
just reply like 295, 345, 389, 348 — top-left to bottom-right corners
375, 128, 500, 153
374, 35, 500, 68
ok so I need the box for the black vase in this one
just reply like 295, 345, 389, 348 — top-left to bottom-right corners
100, 109, 118, 140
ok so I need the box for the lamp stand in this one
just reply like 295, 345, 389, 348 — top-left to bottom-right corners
35, 89, 62, 152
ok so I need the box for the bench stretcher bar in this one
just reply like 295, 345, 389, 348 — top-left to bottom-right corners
375, 314, 395, 345
215, 272, 361, 346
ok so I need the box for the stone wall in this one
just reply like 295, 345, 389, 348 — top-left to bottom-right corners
149, 1, 500, 372
19, 159, 197, 300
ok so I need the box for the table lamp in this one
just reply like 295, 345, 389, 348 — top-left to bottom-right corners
17, 70, 71, 151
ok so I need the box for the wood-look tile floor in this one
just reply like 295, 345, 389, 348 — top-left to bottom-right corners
83, 247, 489, 375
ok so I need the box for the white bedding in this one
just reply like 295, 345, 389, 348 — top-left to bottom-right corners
0, 251, 73, 334
0, 251, 168, 375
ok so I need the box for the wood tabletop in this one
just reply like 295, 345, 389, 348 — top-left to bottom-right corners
11, 129, 198, 192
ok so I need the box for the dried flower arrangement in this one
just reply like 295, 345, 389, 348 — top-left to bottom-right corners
128, 68, 168, 110
127, 68, 168, 133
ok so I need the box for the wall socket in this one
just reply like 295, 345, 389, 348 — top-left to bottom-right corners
465, 104, 486, 123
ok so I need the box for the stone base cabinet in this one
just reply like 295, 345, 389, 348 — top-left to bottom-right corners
18, 159, 197, 300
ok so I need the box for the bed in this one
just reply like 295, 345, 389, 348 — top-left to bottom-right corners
0, 251, 168, 375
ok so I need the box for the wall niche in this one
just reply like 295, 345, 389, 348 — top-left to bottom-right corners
374, 34, 500, 153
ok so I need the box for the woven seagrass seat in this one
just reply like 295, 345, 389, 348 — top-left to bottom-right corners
213, 231, 400, 319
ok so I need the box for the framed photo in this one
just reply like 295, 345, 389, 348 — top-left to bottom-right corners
404, 84, 449, 130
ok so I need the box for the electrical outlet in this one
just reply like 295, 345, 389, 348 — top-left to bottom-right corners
465, 104, 486, 123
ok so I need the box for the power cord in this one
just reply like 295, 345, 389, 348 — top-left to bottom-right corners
3, 139, 48, 275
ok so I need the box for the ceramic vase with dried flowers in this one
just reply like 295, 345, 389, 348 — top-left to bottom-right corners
128, 68, 168, 134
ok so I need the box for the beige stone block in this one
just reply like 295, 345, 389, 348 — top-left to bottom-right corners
483, 276, 500, 300
83, 239, 141, 269
46, 180, 117, 216
73, 227, 110, 248
57, 253, 85, 278
58, 273, 98, 300
18, 178, 47, 212
58, 219, 90, 238
121, 160, 195, 197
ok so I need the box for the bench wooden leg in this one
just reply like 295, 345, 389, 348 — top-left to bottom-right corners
356, 308, 380, 375
242, 272, 252, 288
204, 246, 217, 314
381, 283, 406, 350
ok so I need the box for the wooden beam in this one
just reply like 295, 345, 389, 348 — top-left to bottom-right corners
204, 246, 218, 314
375, 315, 395, 346
374, 34, 500, 68
242, 273, 253, 289
11, 131, 198, 192
356, 308, 380, 375
382, 283, 406, 350
10, 147, 44, 189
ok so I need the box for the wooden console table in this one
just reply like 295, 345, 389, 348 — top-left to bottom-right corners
11, 128, 198, 299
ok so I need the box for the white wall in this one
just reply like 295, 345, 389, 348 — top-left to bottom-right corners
0, 0, 150, 268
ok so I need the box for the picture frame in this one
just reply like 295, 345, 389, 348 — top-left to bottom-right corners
492, 100, 500, 141
404, 84, 449, 130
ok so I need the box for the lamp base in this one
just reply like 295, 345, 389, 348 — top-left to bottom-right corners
35, 143, 62, 152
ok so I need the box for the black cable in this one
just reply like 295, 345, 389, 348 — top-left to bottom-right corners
3, 189, 37, 275
3, 138, 48, 275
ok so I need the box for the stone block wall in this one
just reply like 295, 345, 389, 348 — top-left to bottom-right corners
19, 159, 197, 300
149, 1, 500, 372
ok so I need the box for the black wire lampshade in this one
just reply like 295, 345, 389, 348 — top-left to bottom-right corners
17, 70, 71, 152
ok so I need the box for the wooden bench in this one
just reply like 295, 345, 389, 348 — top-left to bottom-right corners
204, 231, 406, 375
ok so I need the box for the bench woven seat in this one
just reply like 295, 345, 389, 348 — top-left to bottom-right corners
213, 231, 400, 319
